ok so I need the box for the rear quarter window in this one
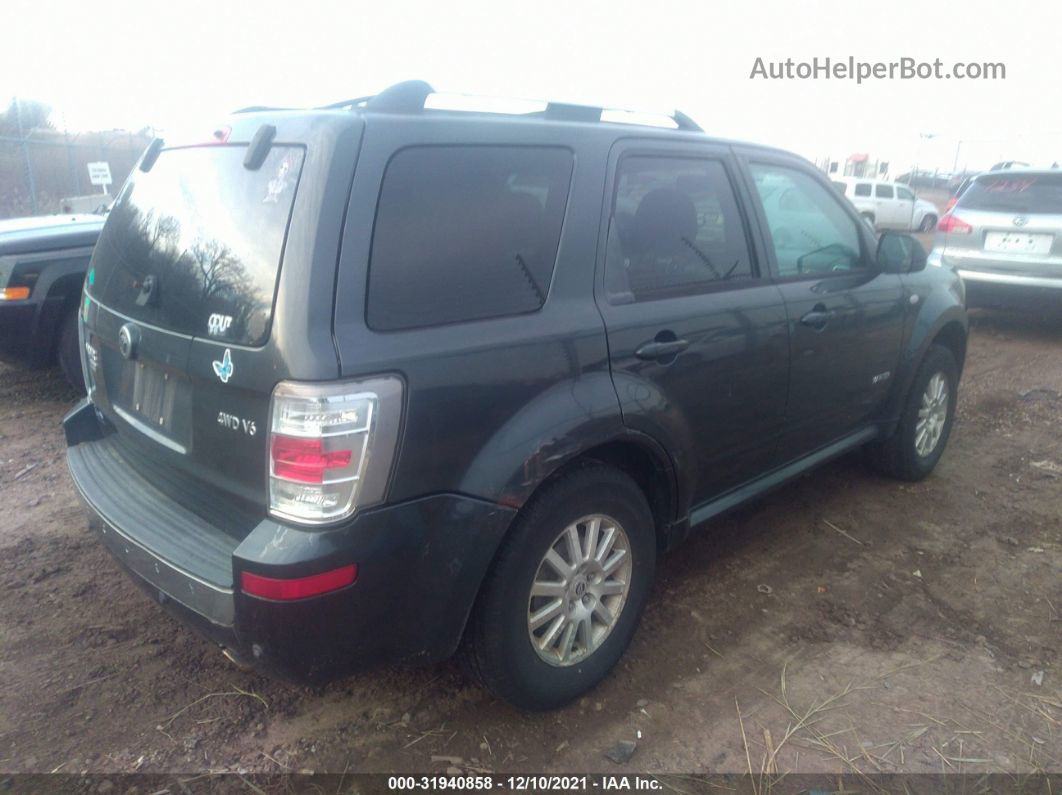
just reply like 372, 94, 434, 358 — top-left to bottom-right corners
854, 183, 872, 197
367, 145, 574, 331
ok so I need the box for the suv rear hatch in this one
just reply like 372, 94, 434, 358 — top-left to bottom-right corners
941, 172, 1062, 280
80, 119, 358, 556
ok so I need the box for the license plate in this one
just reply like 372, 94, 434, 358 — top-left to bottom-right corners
121, 361, 177, 423
984, 231, 1053, 255
112, 360, 190, 450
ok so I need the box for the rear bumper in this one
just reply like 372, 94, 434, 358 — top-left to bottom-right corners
64, 400, 517, 683
957, 269, 1062, 290
939, 246, 1062, 290
956, 269, 1062, 309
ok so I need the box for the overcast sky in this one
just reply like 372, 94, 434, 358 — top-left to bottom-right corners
4, 0, 1060, 173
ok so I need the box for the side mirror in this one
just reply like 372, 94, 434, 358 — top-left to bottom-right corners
877, 231, 928, 273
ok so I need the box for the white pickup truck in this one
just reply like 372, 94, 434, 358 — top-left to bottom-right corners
832, 177, 939, 232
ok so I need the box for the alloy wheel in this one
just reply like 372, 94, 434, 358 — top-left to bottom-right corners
915, 372, 949, 457
526, 514, 633, 667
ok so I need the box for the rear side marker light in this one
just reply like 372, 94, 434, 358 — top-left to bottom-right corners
0, 287, 30, 300
241, 564, 357, 601
937, 214, 973, 234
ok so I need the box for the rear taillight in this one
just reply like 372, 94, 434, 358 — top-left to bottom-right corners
268, 376, 403, 525
944, 197, 958, 212
937, 214, 973, 234
271, 436, 352, 483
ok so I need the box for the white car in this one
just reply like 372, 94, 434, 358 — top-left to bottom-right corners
832, 177, 940, 232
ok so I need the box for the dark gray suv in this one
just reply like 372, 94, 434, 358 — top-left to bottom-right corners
64, 81, 968, 709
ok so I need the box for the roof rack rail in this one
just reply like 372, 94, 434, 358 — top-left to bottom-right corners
318, 96, 373, 110
317, 81, 704, 132
542, 101, 703, 131
234, 105, 292, 114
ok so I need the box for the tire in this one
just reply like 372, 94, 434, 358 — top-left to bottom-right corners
57, 306, 86, 394
919, 214, 937, 233
461, 464, 656, 710
867, 344, 958, 481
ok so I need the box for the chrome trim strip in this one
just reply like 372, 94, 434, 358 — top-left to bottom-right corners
86, 294, 267, 351
112, 404, 188, 454
85, 294, 194, 341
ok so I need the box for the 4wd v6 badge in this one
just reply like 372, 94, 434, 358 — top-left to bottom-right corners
217, 411, 256, 436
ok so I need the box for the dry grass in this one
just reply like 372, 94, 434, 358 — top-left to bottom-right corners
732, 652, 1061, 787
157, 686, 268, 731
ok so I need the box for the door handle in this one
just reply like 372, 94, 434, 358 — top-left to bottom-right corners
635, 338, 690, 360
800, 304, 834, 330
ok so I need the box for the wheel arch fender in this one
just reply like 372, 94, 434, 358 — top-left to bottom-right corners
883, 300, 968, 430
450, 373, 681, 649
457, 372, 669, 512
457, 371, 689, 555
36, 253, 91, 306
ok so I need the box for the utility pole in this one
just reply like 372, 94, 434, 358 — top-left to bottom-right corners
914, 132, 937, 188
14, 97, 40, 215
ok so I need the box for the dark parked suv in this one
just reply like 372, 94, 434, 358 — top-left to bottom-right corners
64, 81, 968, 709
0, 213, 103, 389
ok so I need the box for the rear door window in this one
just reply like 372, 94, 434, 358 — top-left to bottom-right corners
89, 145, 304, 345
959, 173, 1062, 213
875, 184, 894, 199
367, 146, 573, 331
604, 156, 754, 303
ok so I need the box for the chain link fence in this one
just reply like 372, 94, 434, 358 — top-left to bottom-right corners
1, 102, 152, 220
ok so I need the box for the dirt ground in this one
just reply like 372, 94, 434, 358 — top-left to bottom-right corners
0, 306, 1059, 778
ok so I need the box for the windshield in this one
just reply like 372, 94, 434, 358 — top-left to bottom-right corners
959, 173, 1062, 214
88, 145, 304, 345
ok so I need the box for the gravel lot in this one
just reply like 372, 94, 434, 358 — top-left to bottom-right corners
1, 306, 1059, 776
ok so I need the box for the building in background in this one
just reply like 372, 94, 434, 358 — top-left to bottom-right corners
817, 153, 890, 180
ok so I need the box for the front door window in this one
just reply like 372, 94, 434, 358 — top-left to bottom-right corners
749, 164, 864, 277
